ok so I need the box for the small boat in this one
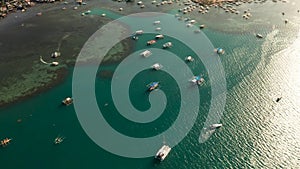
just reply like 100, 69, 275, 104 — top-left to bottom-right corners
153, 20, 161, 25
256, 34, 263, 39
147, 82, 159, 91
51, 51, 61, 58
62, 97, 73, 105
36, 12, 42, 16
215, 48, 225, 55
147, 40, 156, 45
191, 75, 204, 85
199, 24, 205, 29
163, 42, 172, 49
0, 138, 12, 147
54, 136, 65, 145
275, 97, 282, 102
155, 27, 161, 31
50, 62, 59, 66
185, 56, 194, 62
135, 30, 144, 35
140, 50, 152, 57
151, 63, 162, 70
155, 34, 164, 39
132, 35, 139, 40
155, 145, 171, 161
209, 123, 222, 130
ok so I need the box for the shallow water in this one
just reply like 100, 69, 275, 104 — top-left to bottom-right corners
1, 1, 300, 168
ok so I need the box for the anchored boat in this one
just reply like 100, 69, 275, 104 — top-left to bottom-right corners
147, 82, 159, 91
140, 50, 152, 57
185, 56, 194, 62
215, 48, 225, 55
62, 97, 73, 105
191, 75, 205, 85
147, 40, 156, 45
151, 63, 162, 70
155, 145, 171, 161
0, 138, 12, 147
155, 34, 164, 39
163, 42, 172, 49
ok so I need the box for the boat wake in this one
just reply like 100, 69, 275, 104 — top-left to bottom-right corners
40, 56, 50, 65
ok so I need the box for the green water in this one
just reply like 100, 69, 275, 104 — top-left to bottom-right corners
1, 1, 300, 168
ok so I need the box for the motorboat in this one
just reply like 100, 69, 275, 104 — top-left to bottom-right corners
191, 75, 204, 85
256, 34, 263, 38
50, 62, 59, 66
155, 145, 171, 161
140, 50, 152, 57
153, 20, 161, 25
0, 138, 12, 147
51, 51, 61, 58
54, 136, 65, 145
185, 56, 194, 62
147, 40, 156, 45
215, 48, 225, 55
199, 24, 205, 29
62, 97, 73, 105
163, 42, 172, 49
209, 123, 222, 130
155, 27, 162, 31
151, 63, 162, 70
155, 34, 164, 39
135, 30, 144, 35
275, 97, 282, 102
147, 82, 159, 91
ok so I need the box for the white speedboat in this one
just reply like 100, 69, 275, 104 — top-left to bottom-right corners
155, 145, 171, 161
215, 48, 225, 55
256, 34, 263, 38
151, 63, 162, 70
185, 56, 194, 62
50, 62, 59, 66
51, 51, 61, 58
140, 50, 152, 57
135, 30, 144, 35
153, 20, 161, 25
62, 97, 73, 105
163, 42, 172, 49
209, 123, 222, 130
155, 34, 164, 39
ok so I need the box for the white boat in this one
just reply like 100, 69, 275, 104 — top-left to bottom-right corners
151, 63, 162, 70
153, 20, 161, 25
155, 145, 171, 161
51, 51, 61, 58
135, 30, 144, 35
50, 62, 59, 66
163, 42, 172, 49
155, 27, 161, 31
256, 34, 263, 38
209, 123, 222, 130
215, 48, 225, 55
140, 50, 152, 57
155, 34, 164, 39
62, 97, 73, 105
185, 56, 194, 62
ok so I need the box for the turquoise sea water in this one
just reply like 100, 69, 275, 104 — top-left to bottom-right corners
1, 1, 300, 168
